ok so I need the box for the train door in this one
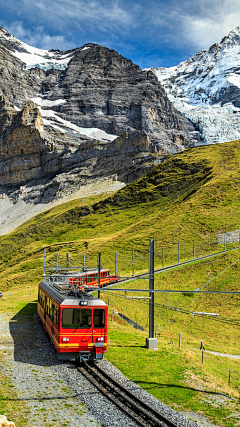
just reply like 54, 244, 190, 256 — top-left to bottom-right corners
61, 307, 93, 353
92, 308, 106, 359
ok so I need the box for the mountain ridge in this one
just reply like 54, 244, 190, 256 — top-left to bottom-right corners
147, 25, 240, 145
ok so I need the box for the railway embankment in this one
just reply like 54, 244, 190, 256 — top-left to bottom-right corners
0, 309, 98, 427
0, 307, 200, 427
1, 288, 240, 427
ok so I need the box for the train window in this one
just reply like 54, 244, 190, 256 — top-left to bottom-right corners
93, 309, 105, 327
47, 298, 51, 317
55, 306, 59, 326
52, 304, 55, 323
62, 308, 92, 328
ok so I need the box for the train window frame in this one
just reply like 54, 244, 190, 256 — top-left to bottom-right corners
52, 303, 55, 323
62, 308, 92, 329
55, 306, 59, 326
93, 309, 105, 328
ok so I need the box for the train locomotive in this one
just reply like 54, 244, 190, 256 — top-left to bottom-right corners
37, 273, 108, 362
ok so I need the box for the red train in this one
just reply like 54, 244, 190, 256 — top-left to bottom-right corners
68, 268, 118, 289
38, 275, 108, 362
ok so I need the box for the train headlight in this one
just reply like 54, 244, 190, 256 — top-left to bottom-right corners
97, 337, 104, 342
63, 337, 70, 342
79, 301, 88, 306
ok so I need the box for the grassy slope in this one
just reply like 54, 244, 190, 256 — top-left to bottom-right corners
1, 139, 240, 289
1, 140, 240, 425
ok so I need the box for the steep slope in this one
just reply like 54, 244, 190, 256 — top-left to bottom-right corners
0, 25, 203, 232
1, 138, 240, 289
0, 95, 159, 234
148, 26, 240, 145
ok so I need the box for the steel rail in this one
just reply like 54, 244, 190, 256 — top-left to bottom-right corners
93, 363, 179, 427
76, 362, 179, 427
76, 362, 146, 426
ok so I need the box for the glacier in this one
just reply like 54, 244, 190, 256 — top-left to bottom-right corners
147, 26, 240, 146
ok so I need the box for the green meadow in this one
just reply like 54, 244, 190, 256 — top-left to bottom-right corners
1, 139, 240, 425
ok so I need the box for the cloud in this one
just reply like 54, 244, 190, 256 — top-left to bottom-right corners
2, 0, 240, 68
20, 0, 141, 33
178, 0, 240, 50
5, 22, 73, 50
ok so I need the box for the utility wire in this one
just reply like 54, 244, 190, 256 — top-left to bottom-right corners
195, 256, 240, 291
104, 292, 240, 326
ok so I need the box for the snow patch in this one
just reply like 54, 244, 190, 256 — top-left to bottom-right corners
40, 108, 117, 142
31, 97, 66, 107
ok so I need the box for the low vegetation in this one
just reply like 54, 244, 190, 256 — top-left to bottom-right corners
1, 139, 240, 425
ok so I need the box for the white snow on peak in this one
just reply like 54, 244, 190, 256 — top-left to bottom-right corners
147, 25, 240, 145
12, 44, 73, 70
0, 27, 90, 71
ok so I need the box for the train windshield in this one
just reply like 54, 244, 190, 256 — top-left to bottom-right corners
62, 308, 92, 328
93, 309, 105, 327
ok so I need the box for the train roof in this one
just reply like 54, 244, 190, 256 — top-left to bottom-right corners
39, 279, 107, 307
48, 268, 109, 278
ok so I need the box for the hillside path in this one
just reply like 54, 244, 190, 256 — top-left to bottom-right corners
192, 348, 240, 359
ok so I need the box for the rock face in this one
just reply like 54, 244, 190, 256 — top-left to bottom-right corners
0, 26, 200, 156
0, 97, 158, 189
0, 415, 15, 427
0, 25, 202, 233
148, 26, 240, 145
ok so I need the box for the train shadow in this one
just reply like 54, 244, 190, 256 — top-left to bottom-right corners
9, 302, 60, 367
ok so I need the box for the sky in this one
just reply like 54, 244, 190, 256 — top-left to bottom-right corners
1, 0, 240, 69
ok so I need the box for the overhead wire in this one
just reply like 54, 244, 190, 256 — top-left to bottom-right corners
195, 256, 240, 291
104, 291, 240, 326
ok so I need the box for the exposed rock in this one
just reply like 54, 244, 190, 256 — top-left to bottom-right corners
0, 27, 201, 154
0, 26, 202, 232
0, 98, 159, 188
0, 415, 16, 427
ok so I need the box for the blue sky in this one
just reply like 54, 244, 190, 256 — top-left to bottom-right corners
1, 0, 240, 69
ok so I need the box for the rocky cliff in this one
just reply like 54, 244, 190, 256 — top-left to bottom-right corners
0, 97, 157, 189
0, 26, 202, 234
0, 26, 200, 156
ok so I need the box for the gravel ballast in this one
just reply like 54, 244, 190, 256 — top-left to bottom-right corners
0, 311, 208, 427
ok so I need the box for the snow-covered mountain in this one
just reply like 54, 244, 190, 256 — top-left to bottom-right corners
147, 26, 240, 145
0, 26, 78, 71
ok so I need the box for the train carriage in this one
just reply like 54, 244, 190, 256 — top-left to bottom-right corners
68, 268, 118, 288
38, 277, 108, 362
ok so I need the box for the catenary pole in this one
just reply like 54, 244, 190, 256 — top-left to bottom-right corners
149, 239, 155, 339
98, 252, 101, 299
66, 252, 69, 272
132, 248, 134, 276
43, 249, 46, 277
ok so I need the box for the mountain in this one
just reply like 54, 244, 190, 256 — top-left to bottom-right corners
0, 26, 200, 153
0, 26, 203, 232
147, 26, 240, 145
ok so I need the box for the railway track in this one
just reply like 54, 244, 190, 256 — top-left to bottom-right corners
76, 361, 179, 427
